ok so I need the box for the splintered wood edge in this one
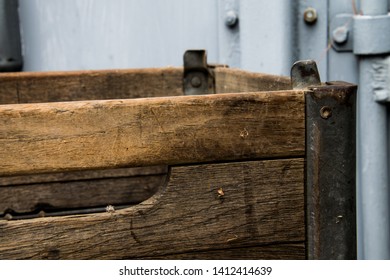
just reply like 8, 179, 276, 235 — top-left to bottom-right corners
0, 90, 305, 176
0, 159, 305, 259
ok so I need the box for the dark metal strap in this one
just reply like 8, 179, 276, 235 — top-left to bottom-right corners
0, 0, 23, 72
305, 82, 357, 259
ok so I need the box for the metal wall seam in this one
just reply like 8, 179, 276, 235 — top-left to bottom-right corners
297, 0, 328, 81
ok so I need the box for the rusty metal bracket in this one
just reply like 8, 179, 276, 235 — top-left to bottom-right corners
183, 50, 216, 95
305, 81, 357, 259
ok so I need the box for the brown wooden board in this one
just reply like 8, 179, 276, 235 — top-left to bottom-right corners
0, 67, 292, 105
0, 68, 180, 199
139, 243, 305, 260
0, 67, 183, 104
0, 166, 167, 217
214, 68, 291, 93
0, 165, 167, 186
0, 67, 289, 209
0, 174, 166, 215
0, 91, 305, 176
0, 159, 304, 259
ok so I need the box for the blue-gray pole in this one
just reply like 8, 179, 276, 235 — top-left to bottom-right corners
357, 0, 390, 259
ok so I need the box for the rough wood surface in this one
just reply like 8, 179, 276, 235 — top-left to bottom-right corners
214, 68, 291, 93
0, 91, 305, 176
0, 67, 292, 104
0, 166, 167, 216
0, 159, 304, 259
140, 243, 305, 260
0, 166, 167, 186
0, 174, 165, 215
0, 67, 183, 104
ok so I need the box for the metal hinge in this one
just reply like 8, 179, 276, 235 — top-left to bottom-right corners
0, 0, 23, 72
183, 50, 228, 95
330, 13, 390, 55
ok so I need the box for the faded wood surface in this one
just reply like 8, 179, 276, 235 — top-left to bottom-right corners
0, 159, 305, 259
0, 68, 183, 104
0, 174, 165, 215
0, 166, 167, 216
141, 243, 305, 260
0, 91, 305, 176
0, 67, 292, 105
214, 68, 291, 93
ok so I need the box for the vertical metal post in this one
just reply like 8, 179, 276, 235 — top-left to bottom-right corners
357, 0, 390, 259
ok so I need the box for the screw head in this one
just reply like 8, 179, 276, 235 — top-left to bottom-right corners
320, 106, 332, 119
225, 10, 238, 27
332, 26, 349, 44
304, 7, 317, 24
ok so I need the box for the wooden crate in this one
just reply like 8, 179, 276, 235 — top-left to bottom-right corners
0, 51, 356, 259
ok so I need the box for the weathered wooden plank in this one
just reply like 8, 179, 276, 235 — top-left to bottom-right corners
0, 159, 304, 259
214, 68, 291, 94
0, 174, 165, 215
0, 166, 167, 186
139, 243, 305, 260
0, 67, 183, 104
0, 91, 305, 176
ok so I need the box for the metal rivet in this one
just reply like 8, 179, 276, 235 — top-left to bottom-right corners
320, 106, 332, 119
332, 26, 349, 44
304, 7, 317, 24
225, 10, 238, 27
191, 76, 202, 88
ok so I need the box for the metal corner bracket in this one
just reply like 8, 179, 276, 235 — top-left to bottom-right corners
305, 81, 357, 259
291, 60, 357, 259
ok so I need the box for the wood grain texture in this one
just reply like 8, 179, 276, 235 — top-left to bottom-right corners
0, 174, 165, 215
214, 68, 291, 93
0, 166, 167, 186
140, 243, 305, 260
0, 91, 305, 176
0, 159, 304, 259
0, 67, 183, 104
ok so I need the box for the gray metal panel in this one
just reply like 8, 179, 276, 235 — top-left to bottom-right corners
328, 0, 358, 84
18, 0, 219, 71
297, 0, 328, 81
217, 0, 240, 68
239, 0, 295, 75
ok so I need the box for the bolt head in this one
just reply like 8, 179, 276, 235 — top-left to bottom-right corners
191, 76, 202, 88
225, 10, 238, 27
304, 7, 317, 24
332, 26, 349, 44
320, 106, 332, 119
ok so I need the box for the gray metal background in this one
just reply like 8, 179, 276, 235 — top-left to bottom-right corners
2, 0, 390, 259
